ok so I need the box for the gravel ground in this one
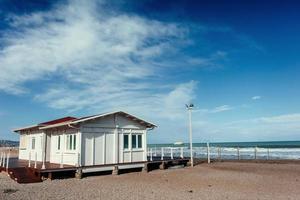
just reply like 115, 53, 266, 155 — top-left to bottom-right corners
1, 162, 300, 200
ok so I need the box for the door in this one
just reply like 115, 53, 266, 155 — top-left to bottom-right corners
94, 133, 104, 165
83, 133, 94, 166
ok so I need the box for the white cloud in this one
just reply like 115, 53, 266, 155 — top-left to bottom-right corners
1, 0, 267, 143
211, 105, 233, 113
0, 0, 230, 123
252, 96, 261, 100
0, 0, 187, 95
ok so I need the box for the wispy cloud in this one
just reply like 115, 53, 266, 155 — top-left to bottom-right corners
0, 0, 229, 121
211, 105, 233, 113
0, 0, 268, 143
194, 105, 234, 114
252, 96, 261, 100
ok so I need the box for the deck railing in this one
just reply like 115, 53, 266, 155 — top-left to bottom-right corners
0, 151, 10, 170
147, 147, 188, 161
147, 143, 300, 162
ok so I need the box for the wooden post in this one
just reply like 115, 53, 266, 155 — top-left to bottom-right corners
2, 152, 4, 167
1, 153, 5, 167
161, 147, 164, 160
4, 152, 6, 167
42, 133, 47, 170
77, 152, 81, 167
48, 172, 53, 180
237, 147, 240, 160
41, 153, 46, 169
0, 152, 2, 167
28, 152, 31, 167
150, 148, 153, 161
180, 147, 184, 158
6, 152, 10, 170
207, 142, 210, 164
60, 152, 64, 168
34, 152, 37, 169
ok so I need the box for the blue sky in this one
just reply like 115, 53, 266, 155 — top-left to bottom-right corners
0, 0, 300, 143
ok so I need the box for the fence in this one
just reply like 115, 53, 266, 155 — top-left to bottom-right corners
147, 143, 300, 162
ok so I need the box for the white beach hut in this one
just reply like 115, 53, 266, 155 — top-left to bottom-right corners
14, 111, 156, 171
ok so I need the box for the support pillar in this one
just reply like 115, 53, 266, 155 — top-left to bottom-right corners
112, 165, 119, 175
159, 162, 166, 170
75, 168, 83, 179
142, 163, 149, 173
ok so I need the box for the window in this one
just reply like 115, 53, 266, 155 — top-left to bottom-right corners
20, 135, 27, 149
31, 137, 35, 150
132, 135, 137, 149
57, 136, 61, 150
132, 134, 142, 149
124, 135, 129, 149
138, 135, 142, 148
66, 134, 76, 150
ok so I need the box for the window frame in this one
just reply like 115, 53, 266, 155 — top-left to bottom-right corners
123, 134, 129, 150
31, 137, 36, 150
57, 135, 61, 150
19, 135, 27, 149
132, 133, 143, 150
66, 134, 77, 151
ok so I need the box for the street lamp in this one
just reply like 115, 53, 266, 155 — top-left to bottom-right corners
186, 103, 194, 167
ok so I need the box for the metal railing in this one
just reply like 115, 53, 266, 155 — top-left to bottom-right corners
147, 143, 300, 162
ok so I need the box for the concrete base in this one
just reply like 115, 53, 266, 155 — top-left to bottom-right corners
142, 163, 149, 173
75, 168, 83, 179
187, 160, 194, 167
112, 165, 119, 175
159, 162, 167, 170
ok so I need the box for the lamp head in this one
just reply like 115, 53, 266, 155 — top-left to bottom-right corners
185, 103, 194, 109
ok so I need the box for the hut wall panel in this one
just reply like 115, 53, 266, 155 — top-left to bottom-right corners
105, 132, 114, 164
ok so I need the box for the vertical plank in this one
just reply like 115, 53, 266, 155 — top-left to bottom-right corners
78, 129, 82, 167
143, 130, 147, 161
103, 133, 106, 165
92, 134, 95, 165
129, 129, 132, 163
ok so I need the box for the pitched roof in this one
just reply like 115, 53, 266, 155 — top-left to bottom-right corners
13, 116, 77, 132
39, 116, 77, 126
73, 111, 156, 128
14, 111, 156, 132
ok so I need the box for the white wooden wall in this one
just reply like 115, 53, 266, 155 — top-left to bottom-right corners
18, 113, 150, 166
18, 131, 45, 162
49, 129, 79, 165
81, 113, 148, 166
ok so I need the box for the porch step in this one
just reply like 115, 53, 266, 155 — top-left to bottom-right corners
7, 167, 42, 184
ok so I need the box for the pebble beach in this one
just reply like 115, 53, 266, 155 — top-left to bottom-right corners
1, 161, 300, 200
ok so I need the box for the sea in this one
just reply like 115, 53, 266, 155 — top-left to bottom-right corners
148, 141, 300, 160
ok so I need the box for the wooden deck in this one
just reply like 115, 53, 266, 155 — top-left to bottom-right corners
0, 157, 189, 184
0, 158, 76, 183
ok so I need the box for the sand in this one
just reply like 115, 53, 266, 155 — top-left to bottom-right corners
1, 162, 300, 200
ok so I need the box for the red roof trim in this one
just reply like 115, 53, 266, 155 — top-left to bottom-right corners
39, 117, 77, 126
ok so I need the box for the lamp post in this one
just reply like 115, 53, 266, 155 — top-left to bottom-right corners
186, 103, 194, 167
